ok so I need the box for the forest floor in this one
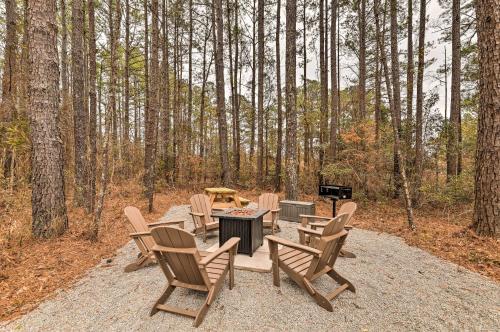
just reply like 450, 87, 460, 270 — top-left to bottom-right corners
0, 181, 499, 323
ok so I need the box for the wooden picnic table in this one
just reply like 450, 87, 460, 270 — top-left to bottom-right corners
204, 187, 250, 209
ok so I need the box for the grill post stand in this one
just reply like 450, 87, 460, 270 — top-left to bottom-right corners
331, 197, 338, 217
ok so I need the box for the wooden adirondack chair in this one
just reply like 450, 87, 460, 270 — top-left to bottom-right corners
258, 193, 281, 234
149, 226, 240, 327
189, 194, 219, 242
299, 202, 357, 257
266, 213, 355, 311
124, 206, 185, 272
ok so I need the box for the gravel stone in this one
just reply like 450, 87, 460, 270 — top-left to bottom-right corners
2, 204, 499, 331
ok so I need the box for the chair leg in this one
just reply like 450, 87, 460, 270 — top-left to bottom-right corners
228, 255, 234, 290
268, 242, 280, 287
193, 297, 210, 327
124, 255, 155, 273
340, 249, 356, 258
150, 285, 175, 316
327, 269, 356, 293
302, 278, 334, 311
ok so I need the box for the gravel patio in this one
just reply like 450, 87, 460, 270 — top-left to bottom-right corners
2, 204, 499, 331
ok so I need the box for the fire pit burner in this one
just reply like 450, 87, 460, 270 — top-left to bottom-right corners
227, 209, 257, 216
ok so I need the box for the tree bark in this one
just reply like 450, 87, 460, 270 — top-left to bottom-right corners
275, 0, 283, 191
124, 0, 131, 155
329, 0, 338, 160
187, 0, 193, 154
1, 0, 18, 181
472, 0, 499, 237
390, 0, 415, 229
285, 0, 298, 200
302, 0, 309, 167
214, 0, 232, 185
234, 0, 241, 179
28, 0, 68, 237
374, 3, 382, 143
72, 0, 89, 210
414, 0, 426, 203
227, 0, 239, 180
257, 0, 265, 185
160, 0, 171, 175
249, 0, 257, 160
406, 0, 414, 153
88, 0, 97, 213
319, 0, 328, 181
144, 0, 160, 212
358, 0, 366, 120
447, 0, 462, 181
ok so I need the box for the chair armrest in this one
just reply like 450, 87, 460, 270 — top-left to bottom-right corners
189, 211, 204, 217
299, 214, 331, 220
266, 235, 322, 256
129, 231, 151, 239
321, 229, 348, 242
297, 226, 322, 237
152, 245, 198, 255
148, 219, 185, 227
271, 209, 281, 213
199, 237, 240, 265
308, 222, 327, 228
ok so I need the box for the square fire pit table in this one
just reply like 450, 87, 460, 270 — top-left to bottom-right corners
212, 208, 269, 256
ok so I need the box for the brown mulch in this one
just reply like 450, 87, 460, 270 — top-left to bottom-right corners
1, 184, 498, 323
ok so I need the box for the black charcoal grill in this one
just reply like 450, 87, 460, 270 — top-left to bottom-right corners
319, 184, 353, 217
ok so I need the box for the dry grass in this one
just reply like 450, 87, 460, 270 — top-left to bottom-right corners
0, 183, 498, 323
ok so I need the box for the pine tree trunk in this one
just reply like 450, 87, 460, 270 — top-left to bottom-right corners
302, 1, 309, 167
374, 6, 382, 144
144, 0, 160, 212
214, 0, 232, 185
1, 0, 18, 181
88, 0, 97, 213
329, 0, 338, 160
375, 0, 394, 122
233, 0, 241, 179
447, 0, 461, 181
28, 0, 68, 237
414, 0, 426, 204
199, 7, 212, 159
390, 0, 401, 198
285, 0, 298, 200
275, 0, 283, 191
227, 1, 236, 179
91, 89, 113, 241
257, 0, 265, 185
472, 0, 499, 237
390, 0, 415, 229
124, 0, 131, 158
187, 0, 193, 154
160, 0, 170, 174
406, 0, 414, 154
358, 0, 366, 120
319, 0, 328, 181
72, 0, 89, 210
249, 0, 257, 161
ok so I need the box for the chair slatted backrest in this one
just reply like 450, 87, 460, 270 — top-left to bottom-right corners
190, 194, 214, 228
338, 202, 357, 226
124, 206, 156, 250
305, 213, 349, 278
258, 193, 279, 221
150, 227, 211, 288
